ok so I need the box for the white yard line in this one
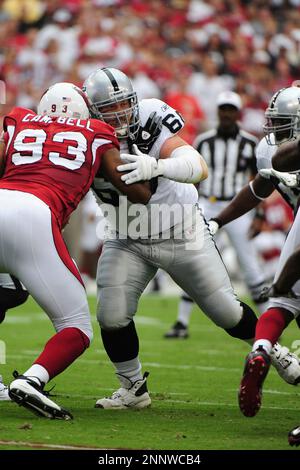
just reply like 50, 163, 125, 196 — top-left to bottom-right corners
6, 353, 241, 373
228, 388, 299, 396
162, 400, 298, 411
3, 313, 224, 332
0, 440, 110, 450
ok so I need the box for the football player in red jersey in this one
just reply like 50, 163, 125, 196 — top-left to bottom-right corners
0, 82, 151, 419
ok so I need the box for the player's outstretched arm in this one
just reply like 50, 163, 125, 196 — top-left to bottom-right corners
211, 174, 274, 229
118, 136, 208, 185
272, 139, 300, 172
101, 147, 152, 204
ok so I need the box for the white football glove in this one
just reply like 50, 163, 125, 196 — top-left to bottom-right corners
259, 168, 300, 188
118, 144, 162, 184
207, 219, 220, 236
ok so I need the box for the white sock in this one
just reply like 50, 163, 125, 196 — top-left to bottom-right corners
252, 339, 272, 355
177, 297, 193, 327
113, 358, 143, 385
24, 364, 50, 385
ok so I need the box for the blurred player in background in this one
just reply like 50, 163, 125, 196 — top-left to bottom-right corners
79, 191, 105, 294
237, 110, 300, 419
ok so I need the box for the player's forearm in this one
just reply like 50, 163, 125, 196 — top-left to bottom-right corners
274, 247, 300, 294
213, 185, 260, 227
116, 179, 152, 205
102, 147, 152, 204
272, 139, 300, 172
158, 146, 207, 183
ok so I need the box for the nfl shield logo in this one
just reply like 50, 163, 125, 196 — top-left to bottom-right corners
142, 131, 151, 140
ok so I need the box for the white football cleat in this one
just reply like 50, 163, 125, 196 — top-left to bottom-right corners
95, 372, 151, 409
270, 343, 300, 385
0, 375, 11, 401
9, 372, 73, 419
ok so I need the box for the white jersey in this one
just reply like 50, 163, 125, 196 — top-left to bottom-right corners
92, 98, 198, 237
256, 135, 300, 211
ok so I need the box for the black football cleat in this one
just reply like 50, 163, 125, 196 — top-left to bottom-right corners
9, 372, 73, 420
164, 321, 189, 339
288, 425, 300, 446
238, 346, 271, 417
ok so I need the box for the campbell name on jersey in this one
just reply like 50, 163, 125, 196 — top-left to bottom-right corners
256, 134, 300, 211
1, 107, 119, 228
92, 98, 198, 237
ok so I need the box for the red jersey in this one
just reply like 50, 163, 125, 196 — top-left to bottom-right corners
1, 107, 119, 228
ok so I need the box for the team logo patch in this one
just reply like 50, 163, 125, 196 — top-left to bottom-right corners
142, 131, 151, 140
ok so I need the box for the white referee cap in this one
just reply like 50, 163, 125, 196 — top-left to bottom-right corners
217, 91, 242, 110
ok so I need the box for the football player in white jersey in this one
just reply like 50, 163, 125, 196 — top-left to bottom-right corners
190, 86, 300, 417
237, 102, 300, 423
82, 68, 300, 409
243, 114, 300, 444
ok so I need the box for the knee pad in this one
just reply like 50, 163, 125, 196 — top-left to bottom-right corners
225, 301, 258, 340
97, 286, 137, 330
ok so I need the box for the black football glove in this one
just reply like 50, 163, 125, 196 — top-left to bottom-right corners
134, 111, 163, 153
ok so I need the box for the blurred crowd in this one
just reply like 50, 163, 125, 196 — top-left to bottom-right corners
1, 0, 300, 142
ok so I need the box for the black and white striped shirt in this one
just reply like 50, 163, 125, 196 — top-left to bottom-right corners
195, 126, 257, 200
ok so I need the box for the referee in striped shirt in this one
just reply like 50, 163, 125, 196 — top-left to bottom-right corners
165, 91, 268, 339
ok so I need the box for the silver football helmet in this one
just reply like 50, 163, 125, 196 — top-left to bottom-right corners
82, 68, 139, 139
264, 86, 300, 145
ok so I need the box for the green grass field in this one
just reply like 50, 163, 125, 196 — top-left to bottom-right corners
0, 294, 299, 451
